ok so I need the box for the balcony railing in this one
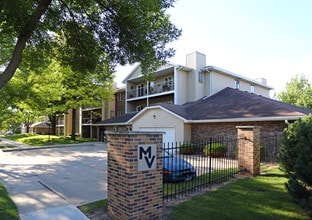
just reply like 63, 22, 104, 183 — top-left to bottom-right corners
127, 81, 174, 99
82, 117, 102, 124
56, 120, 64, 126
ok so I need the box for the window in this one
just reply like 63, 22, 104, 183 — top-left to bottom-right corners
148, 82, 155, 94
117, 110, 123, 116
137, 84, 145, 97
250, 85, 255, 93
198, 72, 203, 83
117, 93, 123, 101
165, 77, 172, 85
234, 80, 240, 89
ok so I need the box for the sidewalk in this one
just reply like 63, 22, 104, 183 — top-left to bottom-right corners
0, 138, 107, 220
0, 137, 33, 149
0, 137, 103, 151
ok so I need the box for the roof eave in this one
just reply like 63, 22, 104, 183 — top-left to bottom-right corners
129, 105, 188, 123
93, 122, 132, 126
185, 115, 305, 123
122, 63, 141, 83
201, 66, 274, 90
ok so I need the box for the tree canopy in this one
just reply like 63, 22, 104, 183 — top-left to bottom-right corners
0, 0, 181, 89
278, 74, 312, 110
0, 58, 114, 135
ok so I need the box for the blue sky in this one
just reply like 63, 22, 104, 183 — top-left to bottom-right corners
115, 0, 312, 95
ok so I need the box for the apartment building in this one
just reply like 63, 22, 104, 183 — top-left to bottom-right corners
123, 52, 273, 113
53, 87, 125, 138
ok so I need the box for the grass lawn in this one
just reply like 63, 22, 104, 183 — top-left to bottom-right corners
78, 167, 310, 219
164, 168, 238, 197
0, 183, 20, 220
78, 200, 107, 215
167, 167, 310, 220
0, 145, 16, 149
3, 134, 96, 146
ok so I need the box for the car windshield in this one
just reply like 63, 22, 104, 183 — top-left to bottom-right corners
162, 150, 173, 158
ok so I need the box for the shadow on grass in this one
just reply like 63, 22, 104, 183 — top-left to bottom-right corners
0, 183, 20, 220
3, 134, 96, 146
167, 167, 309, 220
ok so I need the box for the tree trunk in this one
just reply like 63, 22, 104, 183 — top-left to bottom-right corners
0, 0, 52, 89
71, 108, 76, 140
24, 117, 31, 133
49, 114, 57, 135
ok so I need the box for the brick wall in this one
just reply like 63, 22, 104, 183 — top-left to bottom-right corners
191, 121, 287, 140
106, 132, 163, 220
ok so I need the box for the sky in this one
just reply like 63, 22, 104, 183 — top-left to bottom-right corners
114, 0, 312, 96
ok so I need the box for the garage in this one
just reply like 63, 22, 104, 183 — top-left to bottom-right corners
139, 127, 175, 144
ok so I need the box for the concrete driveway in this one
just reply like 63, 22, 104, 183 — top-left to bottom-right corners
0, 140, 108, 220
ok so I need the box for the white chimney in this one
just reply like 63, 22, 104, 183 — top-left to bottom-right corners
254, 78, 267, 85
186, 51, 206, 70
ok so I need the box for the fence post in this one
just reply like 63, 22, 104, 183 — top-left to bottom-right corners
106, 131, 163, 220
236, 126, 261, 176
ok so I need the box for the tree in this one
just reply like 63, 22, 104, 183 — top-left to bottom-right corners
0, 68, 42, 133
0, 0, 181, 89
60, 60, 114, 140
278, 74, 312, 110
31, 60, 68, 135
278, 115, 312, 213
0, 58, 114, 137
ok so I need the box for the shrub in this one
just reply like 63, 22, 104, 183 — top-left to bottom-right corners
203, 142, 226, 157
180, 143, 198, 155
278, 114, 312, 214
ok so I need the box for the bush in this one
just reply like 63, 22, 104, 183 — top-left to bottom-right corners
278, 114, 312, 214
203, 142, 226, 157
180, 143, 198, 155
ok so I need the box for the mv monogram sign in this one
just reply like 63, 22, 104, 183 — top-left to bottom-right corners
137, 144, 156, 171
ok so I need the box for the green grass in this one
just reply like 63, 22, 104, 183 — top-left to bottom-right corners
78, 167, 309, 219
3, 134, 96, 146
0, 145, 16, 149
78, 200, 107, 216
0, 183, 20, 220
164, 168, 238, 196
167, 167, 310, 220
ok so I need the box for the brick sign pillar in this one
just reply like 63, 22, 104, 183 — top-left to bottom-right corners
106, 131, 163, 220
236, 126, 261, 176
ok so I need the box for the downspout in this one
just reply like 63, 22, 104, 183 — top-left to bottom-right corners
146, 81, 149, 107
174, 67, 178, 104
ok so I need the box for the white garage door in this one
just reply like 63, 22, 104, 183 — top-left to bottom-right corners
139, 127, 175, 144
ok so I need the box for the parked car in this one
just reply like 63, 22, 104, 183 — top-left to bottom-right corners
162, 150, 196, 182
5, 130, 13, 135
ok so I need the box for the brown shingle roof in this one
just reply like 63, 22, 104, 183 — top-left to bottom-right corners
183, 87, 311, 120
94, 112, 138, 125
95, 87, 312, 125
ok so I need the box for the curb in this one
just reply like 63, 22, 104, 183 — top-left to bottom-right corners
2, 142, 106, 152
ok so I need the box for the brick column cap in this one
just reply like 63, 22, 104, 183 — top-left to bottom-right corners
106, 131, 165, 135
236, 126, 262, 130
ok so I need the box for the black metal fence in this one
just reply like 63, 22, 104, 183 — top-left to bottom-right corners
163, 133, 283, 202
260, 132, 283, 163
163, 136, 242, 202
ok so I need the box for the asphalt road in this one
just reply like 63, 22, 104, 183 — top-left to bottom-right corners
0, 141, 108, 219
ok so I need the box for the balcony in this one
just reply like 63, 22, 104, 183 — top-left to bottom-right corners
127, 81, 174, 99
